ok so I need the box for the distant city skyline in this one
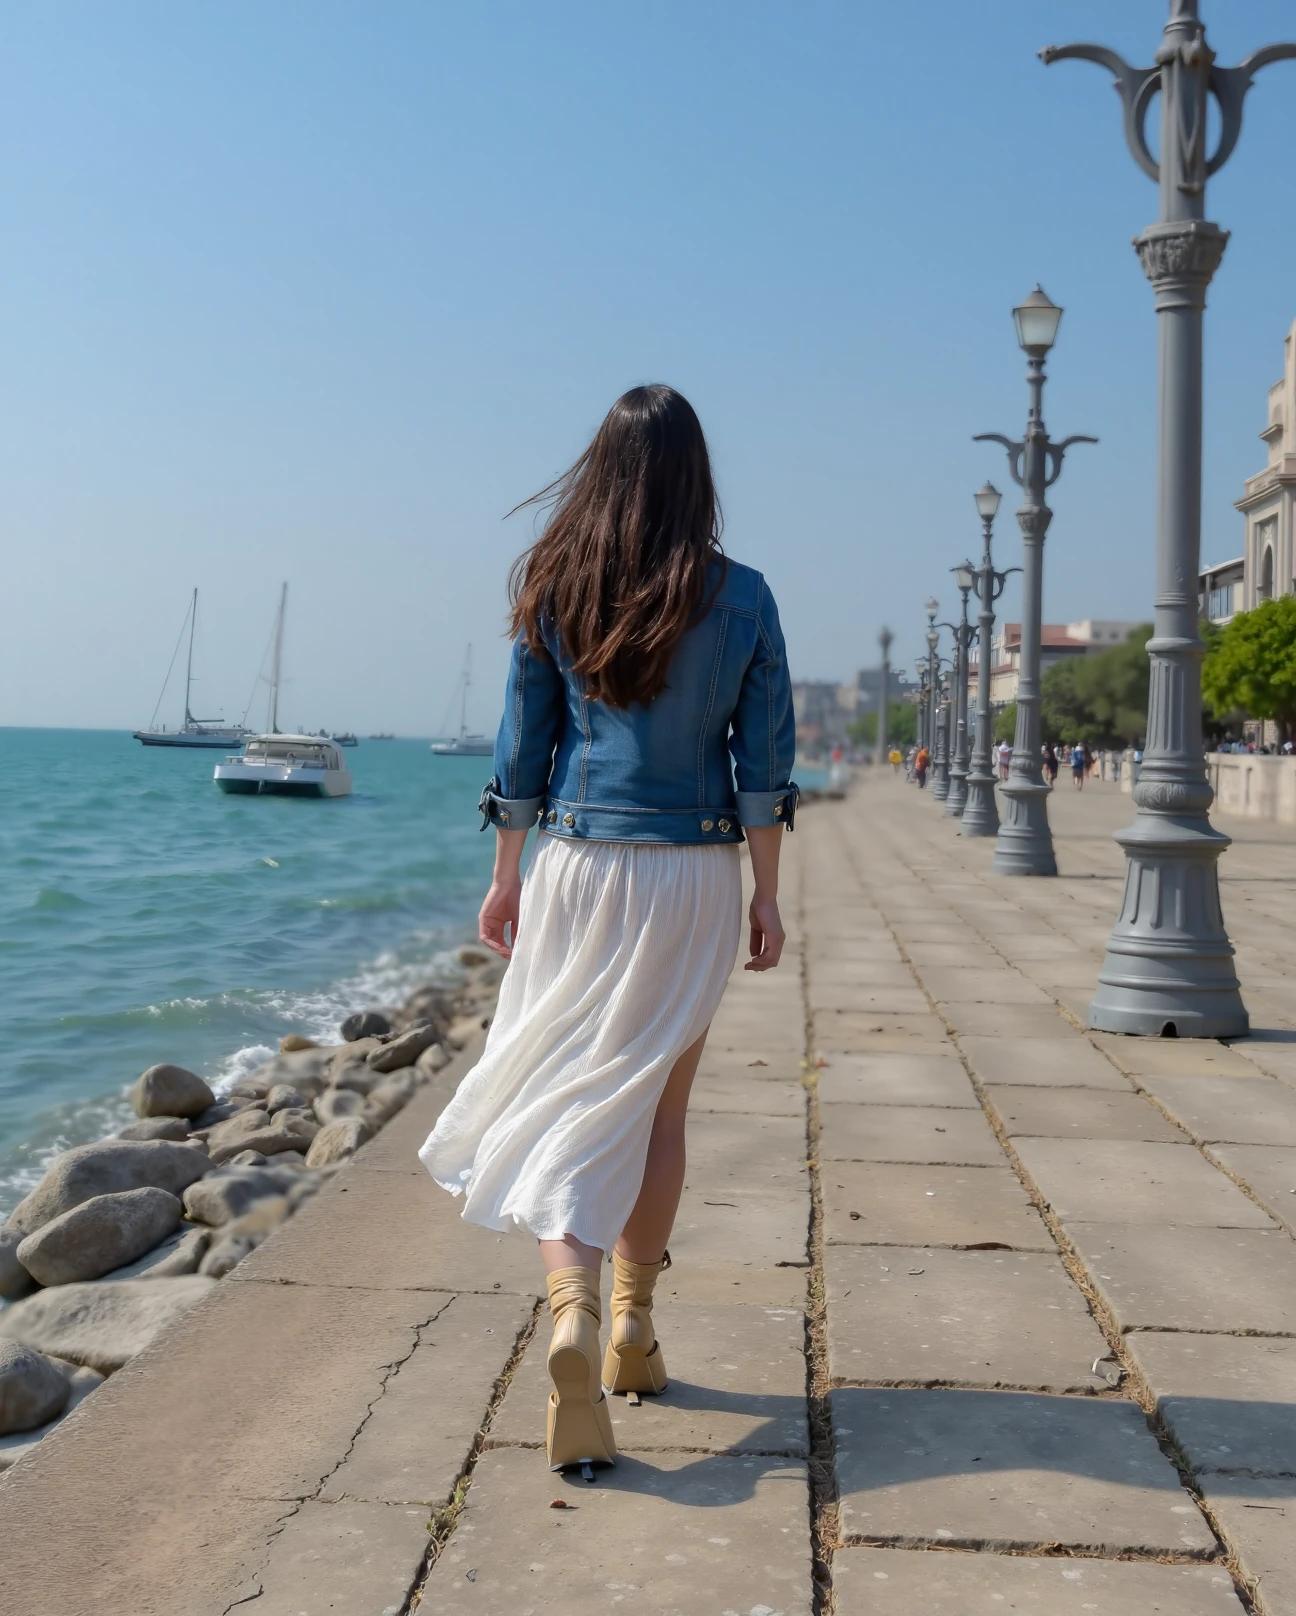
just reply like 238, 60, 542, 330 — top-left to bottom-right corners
2, 2, 1295, 734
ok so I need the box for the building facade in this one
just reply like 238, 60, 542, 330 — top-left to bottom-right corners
1201, 316, 1296, 626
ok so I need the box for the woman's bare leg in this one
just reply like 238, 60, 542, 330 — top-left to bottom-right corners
539, 1234, 602, 1275
615, 1028, 710, 1264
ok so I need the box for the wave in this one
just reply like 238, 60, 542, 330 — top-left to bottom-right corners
30, 887, 90, 911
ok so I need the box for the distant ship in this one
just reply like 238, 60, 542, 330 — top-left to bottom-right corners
431, 646, 495, 757
331, 733, 359, 748
213, 585, 353, 799
368, 733, 395, 741
133, 589, 246, 749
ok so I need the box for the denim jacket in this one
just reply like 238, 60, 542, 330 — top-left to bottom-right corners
478, 559, 798, 844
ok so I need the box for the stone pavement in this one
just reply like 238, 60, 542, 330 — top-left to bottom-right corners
1, 778, 1294, 1615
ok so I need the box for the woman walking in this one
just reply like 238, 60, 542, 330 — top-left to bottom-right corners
420, 386, 797, 1479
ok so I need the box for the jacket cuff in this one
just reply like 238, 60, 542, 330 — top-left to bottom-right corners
478, 779, 545, 831
735, 783, 800, 830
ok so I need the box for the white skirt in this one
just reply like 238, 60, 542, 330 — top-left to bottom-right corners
419, 834, 743, 1252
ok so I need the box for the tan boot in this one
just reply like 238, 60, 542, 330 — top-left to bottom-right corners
602, 1250, 670, 1396
545, 1267, 616, 1474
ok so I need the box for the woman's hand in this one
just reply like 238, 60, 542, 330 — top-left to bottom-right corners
745, 895, 785, 972
479, 879, 523, 959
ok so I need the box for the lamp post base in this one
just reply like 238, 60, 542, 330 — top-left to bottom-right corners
991, 778, 1056, 876
1088, 813, 1248, 1038
931, 762, 951, 802
945, 765, 969, 817
960, 770, 999, 837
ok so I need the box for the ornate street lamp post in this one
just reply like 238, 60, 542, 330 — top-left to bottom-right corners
931, 658, 952, 803
875, 627, 893, 767
924, 602, 940, 765
976, 287, 1095, 875
915, 659, 930, 753
962, 483, 1018, 837
1044, 3, 1295, 1035
944, 566, 977, 818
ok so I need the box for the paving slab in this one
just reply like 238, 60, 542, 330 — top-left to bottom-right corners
684, 1111, 808, 1196
1126, 1333, 1296, 1476
819, 1102, 1004, 1166
320, 1292, 535, 1504
423, 1446, 814, 1614
822, 1161, 1053, 1250
1141, 1074, 1296, 1145
818, 1053, 977, 1108
812, 987, 933, 1015
0, 1281, 474, 1615
1070, 1224, 1296, 1334
1199, 1478, 1296, 1616
809, 962, 916, 990
698, 1045, 806, 1083
904, 942, 994, 966
833, 1545, 1246, 1615
985, 1085, 1186, 1142
1011, 1139, 1275, 1228
824, 1245, 1108, 1391
230, 1498, 431, 1616
920, 967, 1053, 1005
239, 1164, 545, 1294
689, 1070, 805, 1115
940, 1003, 1071, 1038
490, 1302, 808, 1455
1207, 1143, 1296, 1232
959, 1034, 1129, 1089
832, 1387, 1215, 1555
1090, 1035, 1267, 1079
813, 1011, 953, 1054
665, 1187, 808, 1305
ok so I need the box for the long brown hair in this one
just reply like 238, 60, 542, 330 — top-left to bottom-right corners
508, 385, 724, 708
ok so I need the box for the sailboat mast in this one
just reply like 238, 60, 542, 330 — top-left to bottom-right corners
183, 587, 197, 728
461, 645, 471, 741
268, 583, 287, 735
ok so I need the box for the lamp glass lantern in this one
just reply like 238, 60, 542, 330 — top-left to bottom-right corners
925, 597, 939, 619
925, 627, 940, 651
953, 563, 976, 592
1013, 285, 1063, 355
974, 481, 1002, 521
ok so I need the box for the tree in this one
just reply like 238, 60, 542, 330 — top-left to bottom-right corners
848, 703, 917, 749
1039, 626, 1153, 747
1203, 595, 1296, 743
993, 703, 1017, 744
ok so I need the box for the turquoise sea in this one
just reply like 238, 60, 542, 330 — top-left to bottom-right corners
0, 730, 495, 1220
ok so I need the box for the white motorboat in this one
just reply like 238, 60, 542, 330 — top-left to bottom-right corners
214, 734, 353, 797
431, 645, 495, 757
134, 588, 246, 749
214, 584, 353, 798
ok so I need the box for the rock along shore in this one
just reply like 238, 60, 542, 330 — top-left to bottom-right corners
0, 944, 502, 1471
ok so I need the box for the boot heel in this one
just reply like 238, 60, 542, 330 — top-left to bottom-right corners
602, 1336, 669, 1395
547, 1345, 616, 1470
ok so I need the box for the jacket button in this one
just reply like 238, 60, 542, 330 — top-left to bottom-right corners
499, 810, 510, 825
701, 819, 714, 832
774, 803, 783, 818
562, 812, 575, 828
547, 809, 557, 824
718, 818, 731, 833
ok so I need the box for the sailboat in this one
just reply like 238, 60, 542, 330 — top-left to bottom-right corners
430, 645, 494, 757
213, 585, 353, 798
133, 589, 245, 749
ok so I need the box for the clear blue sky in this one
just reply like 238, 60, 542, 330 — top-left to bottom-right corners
2, 1, 1294, 734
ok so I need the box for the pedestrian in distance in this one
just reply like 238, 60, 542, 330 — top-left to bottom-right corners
915, 745, 930, 787
889, 747, 903, 774
419, 385, 797, 1480
997, 739, 1012, 781
1043, 743, 1058, 785
1070, 740, 1086, 788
